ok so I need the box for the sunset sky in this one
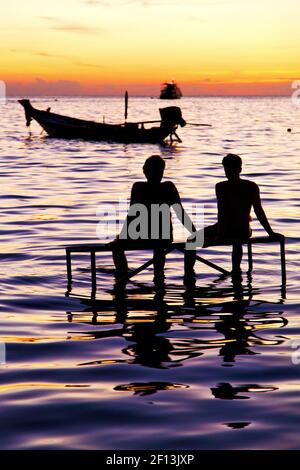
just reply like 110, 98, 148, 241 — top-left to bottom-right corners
1, 0, 300, 95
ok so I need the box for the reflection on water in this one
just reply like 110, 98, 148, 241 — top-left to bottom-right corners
114, 382, 189, 396
211, 383, 278, 400
1, 97, 300, 449
56, 276, 293, 449
68, 276, 287, 388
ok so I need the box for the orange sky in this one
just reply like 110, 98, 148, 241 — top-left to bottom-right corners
1, 0, 300, 95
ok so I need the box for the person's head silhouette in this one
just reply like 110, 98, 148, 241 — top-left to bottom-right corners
143, 155, 166, 184
222, 153, 242, 182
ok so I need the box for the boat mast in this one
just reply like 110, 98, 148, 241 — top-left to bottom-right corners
125, 90, 128, 122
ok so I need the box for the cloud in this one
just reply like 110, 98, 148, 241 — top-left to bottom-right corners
10, 48, 66, 58
73, 61, 104, 68
8, 78, 82, 96
40, 16, 103, 34
83, 0, 114, 4
9, 48, 103, 69
82, 0, 213, 6
10, 48, 73, 61
7, 78, 293, 97
34, 52, 54, 57
54, 24, 101, 34
11, 49, 52, 57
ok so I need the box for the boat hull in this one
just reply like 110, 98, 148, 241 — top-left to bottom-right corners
18, 100, 174, 144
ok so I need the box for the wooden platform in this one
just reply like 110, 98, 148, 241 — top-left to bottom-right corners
65, 235, 286, 295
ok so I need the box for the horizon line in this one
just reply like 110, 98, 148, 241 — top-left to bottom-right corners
7, 94, 292, 98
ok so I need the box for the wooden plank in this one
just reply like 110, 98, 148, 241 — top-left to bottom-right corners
195, 254, 230, 275
65, 234, 286, 286
65, 235, 285, 254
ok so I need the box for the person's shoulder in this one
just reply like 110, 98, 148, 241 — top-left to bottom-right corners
162, 181, 180, 202
216, 180, 227, 190
132, 181, 146, 190
162, 181, 178, 191
241, 179, 259, 190
162, 180, 176, 187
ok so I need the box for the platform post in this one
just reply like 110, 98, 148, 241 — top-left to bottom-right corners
280, 237, 287, 285
66, 249, 72, 284
91, 250, 97, 297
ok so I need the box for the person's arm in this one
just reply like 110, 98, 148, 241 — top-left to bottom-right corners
253, 184, 275, 236
169, 183, 197, 235
129, 182, 139, 206
117, 183, 138, 240
216, 183, 227, 237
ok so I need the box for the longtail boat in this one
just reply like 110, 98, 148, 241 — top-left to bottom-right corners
160, 81, 182, 100
18, 99, 186, 144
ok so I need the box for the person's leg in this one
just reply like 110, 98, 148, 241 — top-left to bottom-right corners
112, 241, 128, 278
203, 224, 219, 247
232, 242, 243, 274
184, 224, 219, 281
184, 248, 196, 281
153, 247, 166, 282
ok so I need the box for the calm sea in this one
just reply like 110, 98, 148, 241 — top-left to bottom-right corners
0, 96, 300, 450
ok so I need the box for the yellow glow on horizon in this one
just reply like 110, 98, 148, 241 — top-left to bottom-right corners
1, 0, 300, 95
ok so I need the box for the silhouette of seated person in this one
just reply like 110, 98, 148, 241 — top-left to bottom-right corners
113, 155, 195, 281
122, 316, 173, 369
185, 153, 280, 277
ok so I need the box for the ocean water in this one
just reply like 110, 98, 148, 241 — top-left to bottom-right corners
0, 96, 300, 450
